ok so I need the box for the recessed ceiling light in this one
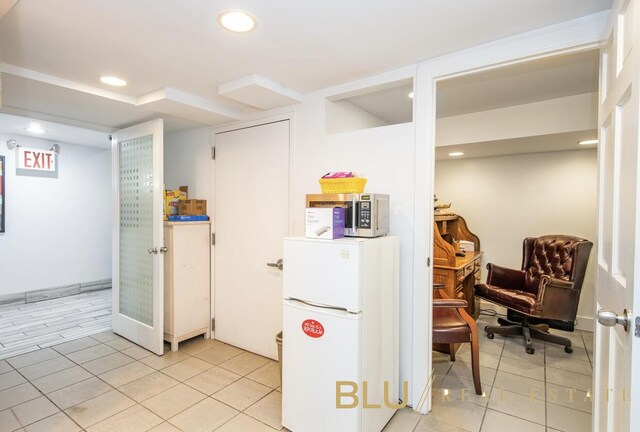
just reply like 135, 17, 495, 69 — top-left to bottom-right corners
448, 152, 464, 157
408, 92, 414, 99
578, 139, 598, 145
25, 123, 45, 134
218, 10, 256, 33
100, 76, 127, 87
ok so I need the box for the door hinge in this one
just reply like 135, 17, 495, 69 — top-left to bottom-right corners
211, 147, 216, 160
211, 233, 215, 245
211, 318, 215, 331
427, 257, 431, 267
635, 316, 640, 338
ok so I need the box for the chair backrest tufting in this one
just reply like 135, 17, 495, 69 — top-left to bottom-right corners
521, 235, 591, 294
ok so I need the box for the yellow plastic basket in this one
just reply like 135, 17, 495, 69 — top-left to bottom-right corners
319, 177, 367, 194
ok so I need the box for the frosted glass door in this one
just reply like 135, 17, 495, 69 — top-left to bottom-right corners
112, 118, 164, 355
119, 135, 154, 325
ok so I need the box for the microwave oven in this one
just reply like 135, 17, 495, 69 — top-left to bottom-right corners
305, 193, 389, 238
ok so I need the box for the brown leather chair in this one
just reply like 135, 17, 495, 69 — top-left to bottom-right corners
475, 235, 593, 355
433, 283, 482, 395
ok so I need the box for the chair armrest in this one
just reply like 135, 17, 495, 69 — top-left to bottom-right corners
486, 263, 526, 290
537, 275, 579, 321
545, 276, 574, 290
433, 298, 468, 308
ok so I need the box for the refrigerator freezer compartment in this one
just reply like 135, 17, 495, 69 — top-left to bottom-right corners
283, 237, 363, 312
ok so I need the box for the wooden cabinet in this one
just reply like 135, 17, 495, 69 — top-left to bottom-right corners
163, 222, 211, 351
433, 215, 482, 318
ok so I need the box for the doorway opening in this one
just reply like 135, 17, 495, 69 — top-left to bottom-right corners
429, 49, 599, 430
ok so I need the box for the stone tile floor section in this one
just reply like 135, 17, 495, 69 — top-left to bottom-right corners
0, 292, 593, 432
383, 313, 594, 432
0, 290, 112, 360
1, 332, 285, 431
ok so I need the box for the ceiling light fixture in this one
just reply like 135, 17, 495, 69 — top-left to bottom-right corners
578, 139, 598, 145
26, 123, 45, 134
100, 76, 127, 86
448, 152, 464, 157
218, 10, 256, 33
408, 92, 414, 99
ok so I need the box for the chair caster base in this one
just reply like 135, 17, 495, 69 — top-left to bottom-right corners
564, 346, 573, 353
486, 333, 494, 340
526, 347, 535, 355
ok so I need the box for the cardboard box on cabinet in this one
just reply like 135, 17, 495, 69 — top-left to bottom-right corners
164, 188, 187, 218
179, 199, 207, 216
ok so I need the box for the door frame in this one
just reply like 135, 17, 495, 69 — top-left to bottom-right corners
209, 112, 296, 339
411, 13, 608, 413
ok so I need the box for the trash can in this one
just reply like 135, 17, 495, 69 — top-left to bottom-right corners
276, 331, 283, 385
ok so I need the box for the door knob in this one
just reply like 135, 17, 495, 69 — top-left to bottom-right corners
159, 247, 168, 254
597, 308, 630, 332
267, 259, 283, 271
147, 247, 158, 255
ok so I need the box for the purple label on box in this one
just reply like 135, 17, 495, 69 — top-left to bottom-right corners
333, 207, 345, 238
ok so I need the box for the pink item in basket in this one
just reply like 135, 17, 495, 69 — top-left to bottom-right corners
321, 172, 355, 179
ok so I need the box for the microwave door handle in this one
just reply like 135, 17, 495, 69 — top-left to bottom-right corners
354, 201, 360, 229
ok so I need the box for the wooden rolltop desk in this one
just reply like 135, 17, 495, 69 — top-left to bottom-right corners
433, 214, 483, 318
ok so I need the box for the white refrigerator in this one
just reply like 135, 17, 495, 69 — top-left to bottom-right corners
282, 236, 399, 432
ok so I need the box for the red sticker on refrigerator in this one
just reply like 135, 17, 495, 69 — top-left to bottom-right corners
301, 319, 324, 338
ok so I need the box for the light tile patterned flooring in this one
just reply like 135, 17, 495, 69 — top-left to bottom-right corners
0, 290, 112, 360
384, 313, 594, 432
0, 292, 594, 432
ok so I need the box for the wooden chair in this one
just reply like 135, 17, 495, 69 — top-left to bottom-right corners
433, 282, 482, 395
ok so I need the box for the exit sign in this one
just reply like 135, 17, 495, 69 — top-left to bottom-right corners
16, 147, 58, 178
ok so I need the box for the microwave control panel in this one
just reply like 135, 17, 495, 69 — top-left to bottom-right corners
358, 201, 371, 229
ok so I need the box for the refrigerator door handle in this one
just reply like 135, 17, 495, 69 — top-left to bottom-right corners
286, 297, 349, 313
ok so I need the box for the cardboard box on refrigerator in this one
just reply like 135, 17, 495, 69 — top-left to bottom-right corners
305, 207, 345, 239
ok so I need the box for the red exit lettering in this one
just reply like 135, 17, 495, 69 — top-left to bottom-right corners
22, 150, 53, 170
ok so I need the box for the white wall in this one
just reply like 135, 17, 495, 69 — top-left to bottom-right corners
435, 149, 597, 329
325, 99, 389, 134
293, 90, 416, 396
0, 135, 111, 295
164, 127, 213, 207
436, 93, 598, 146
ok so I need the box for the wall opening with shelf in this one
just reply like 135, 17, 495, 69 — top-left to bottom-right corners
325, 78, 413, 134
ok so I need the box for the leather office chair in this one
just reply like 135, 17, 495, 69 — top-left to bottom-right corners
433, 283, 482, 395
475, 235, 592, 355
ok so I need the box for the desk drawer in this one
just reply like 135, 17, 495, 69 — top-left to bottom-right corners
456, 270, 465, 285
463, 263, 474, 277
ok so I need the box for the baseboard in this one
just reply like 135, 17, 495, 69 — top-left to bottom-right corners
478, 299, 595, 333
575, 315, 595, 332
0, 279, 112, 307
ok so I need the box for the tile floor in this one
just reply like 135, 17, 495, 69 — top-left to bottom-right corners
383, 313, 594, 432
0, 290, 112, 360
0, 292, 594, 432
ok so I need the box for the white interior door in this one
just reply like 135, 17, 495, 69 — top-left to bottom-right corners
593, 1, 640, 430
112, 118, 165, 355
214, 120, 290, 359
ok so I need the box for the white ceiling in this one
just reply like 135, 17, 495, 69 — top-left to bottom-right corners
0, 113, 110, 148
0, 0, 611, 134
435, 130, 598, 161
437, 49, 600, 118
